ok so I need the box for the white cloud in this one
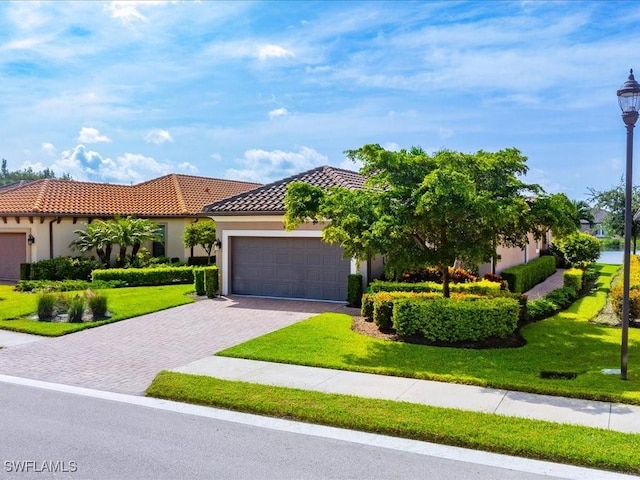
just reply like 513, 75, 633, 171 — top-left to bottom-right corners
226, 146, 327, 183
210, 153, 222, 161
382, 142, 401, 152
106, 1, 174, 24
268, 108, 288, 119
144, 128, 173, 144
78, 127, 111, 144
39, 144, 196, 183
41, 142, 56, 156
257, 44, 294, 60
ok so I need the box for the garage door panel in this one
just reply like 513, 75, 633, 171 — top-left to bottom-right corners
231, 237, 350, 301
0, 233, 26, 281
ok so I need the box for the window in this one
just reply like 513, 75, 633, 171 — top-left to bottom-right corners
153, 224, 166, 257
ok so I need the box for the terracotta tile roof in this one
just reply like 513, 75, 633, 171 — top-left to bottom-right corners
0, 174, 261, 217
204, 165, 366, 214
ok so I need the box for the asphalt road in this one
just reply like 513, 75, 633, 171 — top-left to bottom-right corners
0, 379, 632, 480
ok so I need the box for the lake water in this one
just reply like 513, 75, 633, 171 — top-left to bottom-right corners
598, 250, 624, 264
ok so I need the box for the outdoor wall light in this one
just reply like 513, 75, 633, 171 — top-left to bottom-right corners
617, 68, 640, 381
27, 234, 35, 245
214, 238, 222, 249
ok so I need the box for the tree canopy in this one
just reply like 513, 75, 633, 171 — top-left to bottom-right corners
588, 179, 640, 254
285, 145, 577, 297
183, 220, 218, 264
1, 158, 71, 185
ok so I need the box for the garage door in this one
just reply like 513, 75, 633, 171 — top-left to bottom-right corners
231, 237, 350, 301
0, 233, 26, 281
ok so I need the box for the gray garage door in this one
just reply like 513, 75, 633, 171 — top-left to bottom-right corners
231, 237, 351, 301
0, 233, 26, 281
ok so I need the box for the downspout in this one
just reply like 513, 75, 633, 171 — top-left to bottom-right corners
49, 218, 56, 259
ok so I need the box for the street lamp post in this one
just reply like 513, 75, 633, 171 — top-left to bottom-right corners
617, 69, 640, 380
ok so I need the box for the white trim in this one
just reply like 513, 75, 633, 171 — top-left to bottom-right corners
220, 229, 356, 296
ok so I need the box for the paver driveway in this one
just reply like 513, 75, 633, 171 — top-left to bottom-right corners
0, 296, 355, 395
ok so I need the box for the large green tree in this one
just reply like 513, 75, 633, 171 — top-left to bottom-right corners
183, 220, 218, 265
588, 179, 640, 254
285, 145, 566, 297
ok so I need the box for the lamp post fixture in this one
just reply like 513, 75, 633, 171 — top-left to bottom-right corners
617, 69, 640, 380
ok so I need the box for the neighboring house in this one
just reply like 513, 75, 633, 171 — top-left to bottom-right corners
581, 208, 608, 237
477, 232, 551, 278
0, 174, 260, 281
203, 165, 385, 302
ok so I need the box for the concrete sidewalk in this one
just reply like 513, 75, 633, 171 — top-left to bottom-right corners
171, 356, 640, 434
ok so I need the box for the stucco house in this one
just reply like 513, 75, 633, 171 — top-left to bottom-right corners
0, 174, 260, 281
203, 165, 385, 302
204, 165, 550, 301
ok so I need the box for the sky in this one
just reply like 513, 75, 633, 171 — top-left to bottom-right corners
1, 0, 640, 200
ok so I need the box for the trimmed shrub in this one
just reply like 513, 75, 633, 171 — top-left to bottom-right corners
525, 298, 558, 322
361, 293, 374, 321
501, 256, 556, 294
203, 266, 219, 298
525, 286, 578, 323
556, 233, 601, 268
188, 256, 215, 266
373, 292, 395, 330
392, 296, 519, 342
20, 263, 31, 281
347, 274, 363, 307
194, 268, 205, 296
15, 279, 125, 293
369, 279, 502, 295
92, 266, 194, 286
86, 290, 108, 319
30, 256, 102, 281
563, 268, 583, 292
37, 292, 57, 321
400, 267, 477, 284
67, 294, 86, 323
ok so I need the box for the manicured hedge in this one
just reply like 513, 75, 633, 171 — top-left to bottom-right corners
393, 297, 520, 342
363, 289, 526, 325
563, 268, 583, 292
92, 266, 194, 286
347, 274, 363, 307
369, 279, 502, 295
203, 266, 219, 298
525, 286, 578, 323
30, 256, 102, 281
194, 268, 205, 296
500, 256, 556, 294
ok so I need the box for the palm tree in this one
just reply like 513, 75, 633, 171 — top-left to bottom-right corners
110, 216, 163, 267
69, 220, 114, 267
70, 217, 162, 267
572, 200, 595, 229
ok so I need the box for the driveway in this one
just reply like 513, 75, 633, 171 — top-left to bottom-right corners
0, 296, 356, 395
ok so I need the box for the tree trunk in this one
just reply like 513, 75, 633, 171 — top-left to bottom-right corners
492, 236, 498, 275
131, 242, 141, 258
118, 246, 127, 267
441, 264, 451, 298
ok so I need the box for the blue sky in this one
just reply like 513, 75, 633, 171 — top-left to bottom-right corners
1, 1, 640, 200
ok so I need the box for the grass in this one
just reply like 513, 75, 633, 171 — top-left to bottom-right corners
0, 284, 194, 336
218, 264, 640, 404
146, 371, 640, 475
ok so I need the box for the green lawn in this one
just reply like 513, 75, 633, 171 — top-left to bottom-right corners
0, 284, 194, 336
147, 371, 640, 475
219, 264, 640, 404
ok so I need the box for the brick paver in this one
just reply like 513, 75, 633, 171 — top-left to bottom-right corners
0, 296, 356, 395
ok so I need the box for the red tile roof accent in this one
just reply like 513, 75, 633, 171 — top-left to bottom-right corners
0, 174, 261, 217
204, 165, 366, 214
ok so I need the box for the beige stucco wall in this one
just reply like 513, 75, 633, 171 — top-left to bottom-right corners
478, 233, 545, 276
0, 215, 207, 265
